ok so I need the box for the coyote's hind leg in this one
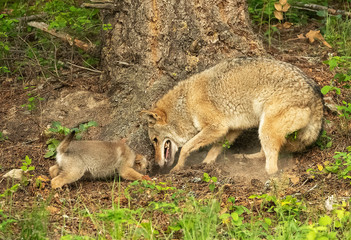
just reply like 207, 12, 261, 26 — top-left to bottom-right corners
259, 106, 311, 175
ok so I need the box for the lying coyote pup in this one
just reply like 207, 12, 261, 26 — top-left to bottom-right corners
143, 57, 324, 175
49, 131, 148, 189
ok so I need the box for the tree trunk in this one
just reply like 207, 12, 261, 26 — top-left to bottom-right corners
101, 0, 265, 161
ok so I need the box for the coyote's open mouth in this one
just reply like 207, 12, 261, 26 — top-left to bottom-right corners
164, 140, 171, 164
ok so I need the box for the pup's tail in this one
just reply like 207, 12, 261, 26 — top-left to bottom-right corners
57, 130, 76, 154
283, 102, 324, 152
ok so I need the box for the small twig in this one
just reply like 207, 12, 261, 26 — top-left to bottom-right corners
18, 36, 48, 82
293, 2, 351, 17
90, 0, 113, 2
116, 61, 132, 67
17, 13, 47, 23
52, 44, 74, 87
81, 3, 116, 9
27, 21, 96, 52
66, 62, 102, 73
306, 183, 319, 193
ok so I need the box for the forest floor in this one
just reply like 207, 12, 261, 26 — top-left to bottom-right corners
1, 21, 350, 239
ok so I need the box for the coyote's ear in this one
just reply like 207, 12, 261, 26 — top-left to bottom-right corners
141, 109, 167, 126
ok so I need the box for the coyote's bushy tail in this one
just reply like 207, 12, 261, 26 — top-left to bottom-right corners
57, 131, 76, 154
283, 104, 323, 152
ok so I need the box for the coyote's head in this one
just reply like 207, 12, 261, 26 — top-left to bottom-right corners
142, 109, 180, 168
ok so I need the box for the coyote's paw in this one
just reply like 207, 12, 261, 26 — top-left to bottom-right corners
170, 164, 184, 173
265, 166, 279, 176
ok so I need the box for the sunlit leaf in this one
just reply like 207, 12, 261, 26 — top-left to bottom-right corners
274, 3, 283, 11
282, 3, 290, 12
274, 10, 283, 20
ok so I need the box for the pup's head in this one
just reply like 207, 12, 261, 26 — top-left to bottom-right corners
142, 109, 179, 168
133, 154, 148, 175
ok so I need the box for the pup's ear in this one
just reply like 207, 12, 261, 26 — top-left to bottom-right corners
141, 109, 167, 125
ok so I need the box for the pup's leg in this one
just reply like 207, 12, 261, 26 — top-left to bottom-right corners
172, 125, 228, 172
51, 168, 85, 189
119, 166, 144, 180
259, 106, 311, 175
49, 164, 60, 178
203, 130, 242, 164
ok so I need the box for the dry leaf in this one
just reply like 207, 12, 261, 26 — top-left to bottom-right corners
322, 40, 332, 48
37, 175, 50, 182
297, 33, 305, 39
274, 10, 284, 20
290, 176, 300, 185
46, 206, 60, 214
282, 22, 293, 28
306, 30, 332, 48
274, 3, 283, 11
306, 30, 318, 43
282, 3, 291, 12
279, 0, 288, 5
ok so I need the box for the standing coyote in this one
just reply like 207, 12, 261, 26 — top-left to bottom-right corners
143, 57, 323, 175
49, 131, 148, 188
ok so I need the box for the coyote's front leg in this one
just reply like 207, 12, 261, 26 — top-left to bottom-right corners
171, 125, 228, 172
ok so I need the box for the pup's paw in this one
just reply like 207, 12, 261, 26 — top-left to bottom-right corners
51, 178, 64, 189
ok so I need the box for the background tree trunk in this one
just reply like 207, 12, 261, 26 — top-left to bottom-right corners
101, 0, 266, 162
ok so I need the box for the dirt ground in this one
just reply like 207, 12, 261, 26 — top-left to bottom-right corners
1, 22, 351, 237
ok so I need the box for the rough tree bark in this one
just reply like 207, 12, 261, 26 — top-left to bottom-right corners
100, 0, 266, 163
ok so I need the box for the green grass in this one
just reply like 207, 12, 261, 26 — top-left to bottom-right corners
324, 15, 351, 56
0, 0, 101, 78
2, 162, 351, 239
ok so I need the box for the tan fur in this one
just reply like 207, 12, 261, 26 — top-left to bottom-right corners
49, 132, 148, 188
143, 57, 323, 175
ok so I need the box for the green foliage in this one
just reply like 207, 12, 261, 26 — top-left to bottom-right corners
202, 172, 218, 192
20, 156, 36, 186
44, 121, 98, 158
21, 155, 35, 172
0, 184, 19, 199
248, 0, 276, 25
19, 201, 49, 240
0, 0, 102, 78
324, 146, 351, 180
286, 130, 298, 141
21, 86, 44, 112
337, 101, 351, 120
222, 139, 231, 149
250, 193, 306, 220
0, 209, 16, 238
316, 130, 333, 150
103, 23, 113, 31
171, 199, 222, 239
0, 14, 18, 55
44, 138, 61, 159
324, 15, 351, 56
220, 197, 250, 227
323, 56, 351, 90
0, 131, 8, 141
98, 207, 158, 239
322, 56, 351, 122
44, 0, 100, 38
